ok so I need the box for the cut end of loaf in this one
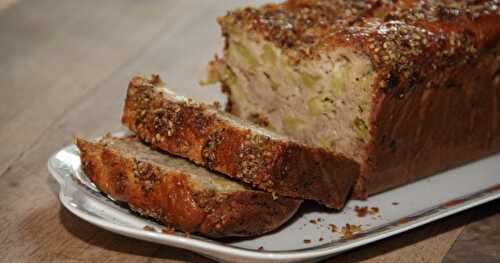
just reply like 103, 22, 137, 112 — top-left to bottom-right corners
208, 30, 376, 164
212, 0, 500, 199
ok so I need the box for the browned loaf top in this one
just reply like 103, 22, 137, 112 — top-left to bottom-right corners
76, 135, 302, 237
122, 75, 360, 209
219, 0, 498, 79
211, 0, 500, 198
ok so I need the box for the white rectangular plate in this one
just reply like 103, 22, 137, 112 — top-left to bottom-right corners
48, 131, 500, 263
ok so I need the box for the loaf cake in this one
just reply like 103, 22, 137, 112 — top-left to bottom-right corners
208, 0, 500, 198
76, 134, 302, 237
122, 74, 360, 208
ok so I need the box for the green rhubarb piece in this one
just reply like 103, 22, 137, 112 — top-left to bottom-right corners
261, 44, 277, 66
353, 117, 369, 138
318, 136, 335, 150
268, 75, 279, 91
209, 177, 240, 190
282, 117, 305, 134
301, 72, 321, 90
307, 96, 335, 116
218, 64, 237, 86
200, 62, 237, 86
232, 41, 258, 68
330, 73, 345, 96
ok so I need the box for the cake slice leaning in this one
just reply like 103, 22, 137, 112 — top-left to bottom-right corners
122, 74, 360, 209
76, 134, 302, 237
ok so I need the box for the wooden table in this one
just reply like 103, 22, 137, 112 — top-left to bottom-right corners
0, 1, 498, 262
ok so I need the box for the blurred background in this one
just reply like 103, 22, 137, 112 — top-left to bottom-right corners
0, 0, 273, 171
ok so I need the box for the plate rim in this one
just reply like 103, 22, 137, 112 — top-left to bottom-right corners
48, 140, 500, 262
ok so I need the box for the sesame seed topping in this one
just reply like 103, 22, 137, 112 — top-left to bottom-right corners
221, 0, 498, 96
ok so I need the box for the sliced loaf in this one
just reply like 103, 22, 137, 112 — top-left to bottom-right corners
210, 0, 500, 198
76, 134, 302, 237
122, 75, 360, 208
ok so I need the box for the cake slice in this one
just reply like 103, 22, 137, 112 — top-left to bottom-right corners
122, 74, 360, 209
76, 134, 302, 237
209, 0, 500, 198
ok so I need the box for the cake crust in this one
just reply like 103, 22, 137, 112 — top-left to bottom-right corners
216, 0, 500, 198
76, 135, 302, 237
122, 75, 360, 208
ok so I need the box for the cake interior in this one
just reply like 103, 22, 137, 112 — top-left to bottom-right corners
99, 135, 249, 193
207, 32, 376, 162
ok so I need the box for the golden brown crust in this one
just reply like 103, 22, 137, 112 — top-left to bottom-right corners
76, 136, 302, 237
221, 1, 498, 60
221, 0, 499, 97
122, 75, 360, 208
219, 0, 500, 198
198, 191, 300, 236
354, 43, 500, 197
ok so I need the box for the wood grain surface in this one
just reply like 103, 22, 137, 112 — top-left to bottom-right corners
0, 1, 498, 262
